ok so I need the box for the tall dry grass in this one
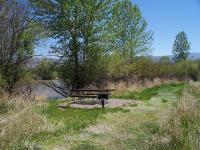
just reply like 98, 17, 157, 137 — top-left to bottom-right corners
146, 85, 200, 150
0, 96, 53, 149
106, 78, 182, 91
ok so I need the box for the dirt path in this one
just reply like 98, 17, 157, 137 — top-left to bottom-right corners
59, 99, 138, 109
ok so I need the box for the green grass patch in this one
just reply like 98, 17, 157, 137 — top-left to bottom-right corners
112, 83, 186, 100
71, 141, 104, 150
32, 100, 122, 142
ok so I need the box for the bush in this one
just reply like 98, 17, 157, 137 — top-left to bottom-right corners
108, 53, 133, 80
35, 60, 58, 80
197, 61, 200, 81
108, 55, 200, 83
174, 61, 198, 81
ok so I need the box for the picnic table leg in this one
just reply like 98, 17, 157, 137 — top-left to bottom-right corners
101, 99, 105, 108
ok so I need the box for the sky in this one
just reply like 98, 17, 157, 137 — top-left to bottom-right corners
35, 0, 200, 56
133, 0, 200, 56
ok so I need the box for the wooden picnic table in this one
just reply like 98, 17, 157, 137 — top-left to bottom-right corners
70, 89, 115, 108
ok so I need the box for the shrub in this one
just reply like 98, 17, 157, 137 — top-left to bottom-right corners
35, 60, 58, 80
173, 61, 198, 81
197, 61, 200, 81
108, 55, 200, 83
108, 53, 133, 80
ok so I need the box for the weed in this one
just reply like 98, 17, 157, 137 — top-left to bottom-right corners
161, 99, 168, 103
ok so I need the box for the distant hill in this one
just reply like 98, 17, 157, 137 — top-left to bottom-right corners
26, 57, 58, 68
152, 52, 200, 62
26, 53, 200, 68
188, 53, 200, 61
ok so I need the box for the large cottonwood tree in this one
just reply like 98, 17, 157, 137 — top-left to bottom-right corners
31, 0, 153, 92
31, 0, 114, 89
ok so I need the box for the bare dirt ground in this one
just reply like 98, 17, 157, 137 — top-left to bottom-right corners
59, 99, 137, 109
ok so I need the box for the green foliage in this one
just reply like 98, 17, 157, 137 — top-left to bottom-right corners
197, 61, 200, 81
174, 61, 198, 81
0, 1, 38, 92
108, 54, 200, 82
134, 57, 156, 81
113, 83, 186, 100
107, 0, 153, 58
172, 31, 191, 62
32, 0, 153, 88
108, 53, 133, 80
32, 0, 114, 88
35, 60, 58, 80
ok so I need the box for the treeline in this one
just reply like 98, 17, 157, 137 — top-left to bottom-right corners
108, 56, 200, 81
36, 57, 200, 83
0, 0, 198, 96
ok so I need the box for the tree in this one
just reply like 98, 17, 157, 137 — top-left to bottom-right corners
32, 0, 114, 89
172, 31, 190, 62
107, 0, 153, 60
0, 0, 38, 93
31, 0, 154, 94
35, 60, 58, 80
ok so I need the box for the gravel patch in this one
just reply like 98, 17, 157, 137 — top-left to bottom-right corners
59, 99, 136, 109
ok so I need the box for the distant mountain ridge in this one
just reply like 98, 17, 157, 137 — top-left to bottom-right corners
152, 52, 200, 61
26, 57, 58, 68
27, 53, 200, 68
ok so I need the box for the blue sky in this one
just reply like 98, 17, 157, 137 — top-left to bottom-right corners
134, 0, 200, 56
35, 0, 200, 56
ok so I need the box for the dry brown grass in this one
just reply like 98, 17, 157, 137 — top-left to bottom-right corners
0, 95, 53, 149
106, 78, 181, 91
147, 85, 200, 150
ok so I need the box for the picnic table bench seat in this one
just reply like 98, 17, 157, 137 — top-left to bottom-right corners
69, 89, 115, 108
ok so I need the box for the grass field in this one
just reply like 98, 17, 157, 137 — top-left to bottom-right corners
112, 83, 186, 100
2, 82, 200, 150
38, 83, 187, 149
